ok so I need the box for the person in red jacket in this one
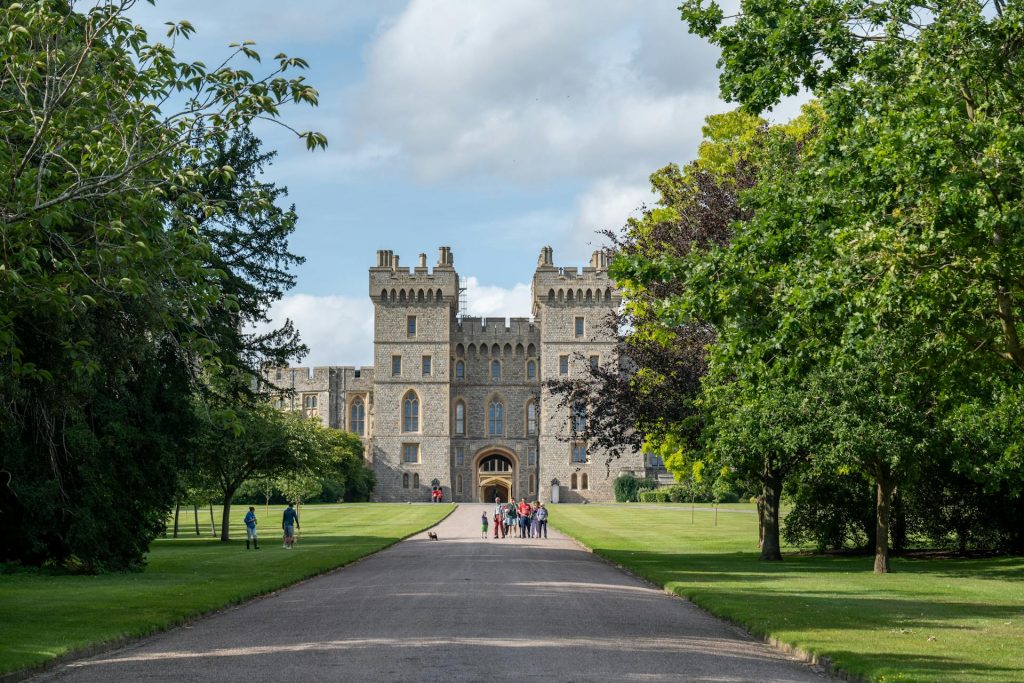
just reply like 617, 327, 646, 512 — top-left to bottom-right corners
518, 498, 531, 539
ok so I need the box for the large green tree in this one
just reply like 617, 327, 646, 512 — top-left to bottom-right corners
0, 0, 323, 569
680, 0, 1024, 492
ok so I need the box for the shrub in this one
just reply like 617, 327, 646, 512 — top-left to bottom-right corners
614, 474, 656, 503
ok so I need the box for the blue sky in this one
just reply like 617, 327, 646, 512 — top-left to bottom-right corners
129, 1, 800, 366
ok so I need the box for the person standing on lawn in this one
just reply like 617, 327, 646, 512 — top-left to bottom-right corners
244, 506, 259, 550
282, 502, 300, 549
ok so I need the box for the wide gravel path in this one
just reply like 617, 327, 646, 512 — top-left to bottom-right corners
37, 504, 825, 682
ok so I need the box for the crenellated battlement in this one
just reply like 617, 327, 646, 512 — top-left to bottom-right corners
454, 316, 538, 342
369, 246, 460, 302
530, 246, 619, 316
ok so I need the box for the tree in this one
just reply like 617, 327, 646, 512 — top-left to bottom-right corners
0, 1, 324, 569
546, 111, 762, 468
680, 0, 1024, 492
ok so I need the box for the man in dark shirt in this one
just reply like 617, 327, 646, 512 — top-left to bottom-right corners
282, 503, 300, 549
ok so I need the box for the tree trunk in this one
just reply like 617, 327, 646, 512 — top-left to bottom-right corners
193, 504, 200, 535
208, 502, 216, 537
874, 466, 896, 574
220, 487, 237, 542
756, 495, 766, 548
173, 501, 180, 538
760, 470, 783, 561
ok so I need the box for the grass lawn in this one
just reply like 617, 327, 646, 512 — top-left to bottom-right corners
551, 505, 1024, 683
0, 503, 453, 676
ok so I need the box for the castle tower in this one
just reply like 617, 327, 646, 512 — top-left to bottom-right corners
369, 247, 458, 501
532, 246, 621, 502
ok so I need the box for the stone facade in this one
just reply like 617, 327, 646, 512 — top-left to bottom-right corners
269, 246, 648, 503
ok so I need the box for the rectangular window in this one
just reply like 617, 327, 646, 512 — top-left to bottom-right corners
575, 316, 584, 338
527, 446, 536, 466
422, 355, 431, 375
590, 355, 599, 370
403, 443, 420, 464
456, 446, 464, 466
559, 355, 569, 375
303, 394, 318, 418
571, 444, 587, 463
407, 315, 417, 337
392, 355, 401, 376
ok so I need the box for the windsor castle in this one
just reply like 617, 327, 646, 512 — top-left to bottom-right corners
268, 246, 651, 503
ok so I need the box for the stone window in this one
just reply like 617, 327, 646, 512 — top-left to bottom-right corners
403, 443, 420, 464
559, 355, 569, 375
526, 401, 537, 436
456, 446, 464, 466
488, 400, 504, 435
407, 315, 417, 337
413, 473, 420, 488
403, 473, 410, 488
350, 397, 365, 436
581, 473, 589, 490
529, 474, 536, 494
570, 473, 578, 490
455, 401, 465, 435
589, 355, 599, 370
571, 444, 587, 464
456, 474, 463, 494
303, 394, 318, 418
392, 355, 402, 376
575, 316, 584, 337
422, 355, 431, 376
491, 360, 501, 380
572, 400, 587, 434
527, 446, 536, 466
455, 360, 465, 379
526, 359, 536, 379
402, 392, 419, 432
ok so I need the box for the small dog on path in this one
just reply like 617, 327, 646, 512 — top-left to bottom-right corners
427, 531, 438, 540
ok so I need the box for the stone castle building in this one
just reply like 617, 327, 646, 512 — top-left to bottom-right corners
269, 246, 648, 503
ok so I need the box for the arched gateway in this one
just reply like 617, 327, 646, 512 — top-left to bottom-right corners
477, 452, 516, 502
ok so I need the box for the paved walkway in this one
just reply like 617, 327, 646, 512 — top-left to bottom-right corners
37, 505, 825, 682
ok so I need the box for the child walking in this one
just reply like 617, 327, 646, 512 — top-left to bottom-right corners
481, 511, 489, 539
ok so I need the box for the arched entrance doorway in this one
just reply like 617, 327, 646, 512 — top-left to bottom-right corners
477, 453, 515, 502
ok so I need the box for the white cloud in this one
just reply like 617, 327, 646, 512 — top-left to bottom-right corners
562, 177, 656, 260
255, 294, 374, 367
357, 0, 728, 183
462, 276, 533, 319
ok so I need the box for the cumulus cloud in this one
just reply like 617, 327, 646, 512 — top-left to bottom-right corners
462, 276, 533, 319
358, 0, 728, 182
563, 177, 656, 260
254, 294, 375, 367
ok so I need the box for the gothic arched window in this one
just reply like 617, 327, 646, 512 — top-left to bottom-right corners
488, 400, 504, 436
491, 360, 501, 380
455, 360, 465, 379
350, 397, 365, 436
526, 401, 537, 436
526, 359, 536, 380
403, 391, 419, 432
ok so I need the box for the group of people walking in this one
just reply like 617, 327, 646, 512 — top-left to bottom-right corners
483, 497, 548, 539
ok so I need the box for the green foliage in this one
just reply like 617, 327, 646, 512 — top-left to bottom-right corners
613, 474, 656, 503
783, 471, 875, 552
0, 1, 324, 569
